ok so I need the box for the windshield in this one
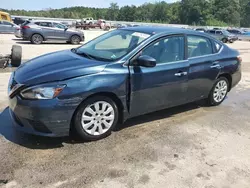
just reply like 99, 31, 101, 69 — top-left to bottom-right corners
75, 29, 151, 61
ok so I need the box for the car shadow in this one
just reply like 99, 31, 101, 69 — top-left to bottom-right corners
12, 38, 24, 41
0, 108, 71, 149
0, 101, 206, 150
116, 101, 205, 131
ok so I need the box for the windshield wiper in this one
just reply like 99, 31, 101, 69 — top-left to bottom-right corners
71, 48, 94, 60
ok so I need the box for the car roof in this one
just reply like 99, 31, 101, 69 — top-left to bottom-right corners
120, 26, 210, 36
209, 29, 223, 31
30, 20, 60, 23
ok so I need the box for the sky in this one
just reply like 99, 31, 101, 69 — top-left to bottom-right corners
1, 0, 177, 10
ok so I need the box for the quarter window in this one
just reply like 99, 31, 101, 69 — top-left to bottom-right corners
141, 36, 185, 64
188, 36, 213, 58
214, 41, 222, 52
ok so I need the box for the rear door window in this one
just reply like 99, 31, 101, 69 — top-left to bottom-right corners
188, 36, 213, 58
39, 22, 52, 27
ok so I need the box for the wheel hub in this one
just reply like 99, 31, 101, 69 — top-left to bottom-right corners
81, 101, 115, 136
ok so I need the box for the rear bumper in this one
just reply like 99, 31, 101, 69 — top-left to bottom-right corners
231, 65, 242, 89
14, 31, 22, 38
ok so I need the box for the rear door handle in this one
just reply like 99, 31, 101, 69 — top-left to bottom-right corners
175, 72, 188, 77
211, 61, 221, 69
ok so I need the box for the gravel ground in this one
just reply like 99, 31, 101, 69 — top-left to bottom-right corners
0, 33, 250, 188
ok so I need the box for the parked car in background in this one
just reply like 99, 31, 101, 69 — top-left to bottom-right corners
12, 17, 27, 25
82, 17, 94, 25
61, 21, 71, 27
227, 29, 250, 41
116, 23, 126, 28
8, 27, 241, 141
21, 20, 85, 44
207, 29, 237, 43
14, 26, 22, 38
195, 28, 206, 33
0, 20, 19, 33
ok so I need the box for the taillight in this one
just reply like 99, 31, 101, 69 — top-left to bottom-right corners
22, 25, 30, 29
237, 56, 242, 64
16, 28, 20, 30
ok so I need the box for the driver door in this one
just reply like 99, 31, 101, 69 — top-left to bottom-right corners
129, 35, 189, 117
52, 23, 67, 40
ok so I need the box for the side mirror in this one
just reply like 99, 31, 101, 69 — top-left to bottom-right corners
64, 27, 68, 31
134, 55, 156, 68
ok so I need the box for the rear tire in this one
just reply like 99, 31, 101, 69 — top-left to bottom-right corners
31, 34, 43, 44
207, 77, 229, 106
70, 35, 81, 45
11, 45, 22, 67
74, 96, 119, 141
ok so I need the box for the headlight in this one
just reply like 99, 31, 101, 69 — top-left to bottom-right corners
20, 85, 66, 99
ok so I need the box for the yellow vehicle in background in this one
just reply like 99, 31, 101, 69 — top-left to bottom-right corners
0, 11, 12, 22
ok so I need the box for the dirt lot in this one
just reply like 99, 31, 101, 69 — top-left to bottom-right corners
0, 32, 250, 188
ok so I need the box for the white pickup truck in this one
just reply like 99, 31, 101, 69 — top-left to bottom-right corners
81, 17, 95, 25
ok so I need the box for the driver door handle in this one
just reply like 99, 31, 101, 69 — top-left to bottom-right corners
175, 71, 188, 77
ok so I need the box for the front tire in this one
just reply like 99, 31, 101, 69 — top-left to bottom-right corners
74, 96, 119, 141
70, 35, 81, 45
207, 77, 229, 106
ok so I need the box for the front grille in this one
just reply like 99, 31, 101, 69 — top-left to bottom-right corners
27, 120, 52, 133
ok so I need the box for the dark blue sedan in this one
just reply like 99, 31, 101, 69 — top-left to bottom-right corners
8, 27, 242, 141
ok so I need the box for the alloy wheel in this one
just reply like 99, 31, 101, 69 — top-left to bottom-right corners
32, 34, 42, 44
71, 36, 80, 44
213, 80, 228, 103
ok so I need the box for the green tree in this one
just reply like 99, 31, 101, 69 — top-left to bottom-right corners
106, 2, 119, 20
213, 0, 240, 26
240, 0, 250, 27
4, 1, 249, 27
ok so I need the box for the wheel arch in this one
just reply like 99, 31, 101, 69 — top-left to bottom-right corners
217, 73, 232, 91
70, 34, 81, 40
70, 92, 125, 131
31, 33, 45, 41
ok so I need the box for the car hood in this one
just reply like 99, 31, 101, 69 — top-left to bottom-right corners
68, 28, 83, 34
14, 50, 107, 85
